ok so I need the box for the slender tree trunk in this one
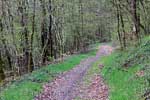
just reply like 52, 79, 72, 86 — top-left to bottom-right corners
0, 20, 5, 83
29, 0, 36, 72
118, 1, 126, 48
120, 14, 126, 48
48, 0, 53, 58
40, 0, 48, 64
131, 0, 140, 41
19, 0, 31, 72
115, 0, 123, 49
0, 0, 6, 82
0, 51, 5, 82
79, 0, 85, 52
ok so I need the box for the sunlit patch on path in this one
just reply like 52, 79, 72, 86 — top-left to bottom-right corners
97, 45, 113, 56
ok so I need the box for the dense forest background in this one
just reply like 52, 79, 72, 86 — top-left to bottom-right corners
0, 0, 150, 83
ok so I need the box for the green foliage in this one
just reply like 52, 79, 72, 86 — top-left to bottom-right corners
122, 36, 150, 67
0, 49, 97, 100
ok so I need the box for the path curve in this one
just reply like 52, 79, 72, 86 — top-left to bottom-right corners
35, 45, 113, 100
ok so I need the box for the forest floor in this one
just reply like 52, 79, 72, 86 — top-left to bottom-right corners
35, 45, 113, 100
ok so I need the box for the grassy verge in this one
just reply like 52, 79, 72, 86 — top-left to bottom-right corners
100, 37, 150, 100
0, 49, 97, 100
101, 53, 145, 100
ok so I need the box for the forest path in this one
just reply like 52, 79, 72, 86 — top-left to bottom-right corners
35, 45, 113, 100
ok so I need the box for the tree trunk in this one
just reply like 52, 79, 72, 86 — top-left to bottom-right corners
48, 0, 53, 58
20, 0, 31, 72
40, 0, 48, 64
29, 0, 36, 72
131, 0, 140, 41
115, 0, 123, 49
118, 1, 126, 48
0, 52, 5, 82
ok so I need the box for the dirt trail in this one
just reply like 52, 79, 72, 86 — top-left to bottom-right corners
35, 45, 113, 100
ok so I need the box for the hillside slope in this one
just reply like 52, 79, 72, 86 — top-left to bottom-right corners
101, 37, 150, 100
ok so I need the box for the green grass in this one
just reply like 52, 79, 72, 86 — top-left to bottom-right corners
73, 39, 149, 100
101, 53, 145, 100
100, 37, 150, 100
0, 49, 97, 100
